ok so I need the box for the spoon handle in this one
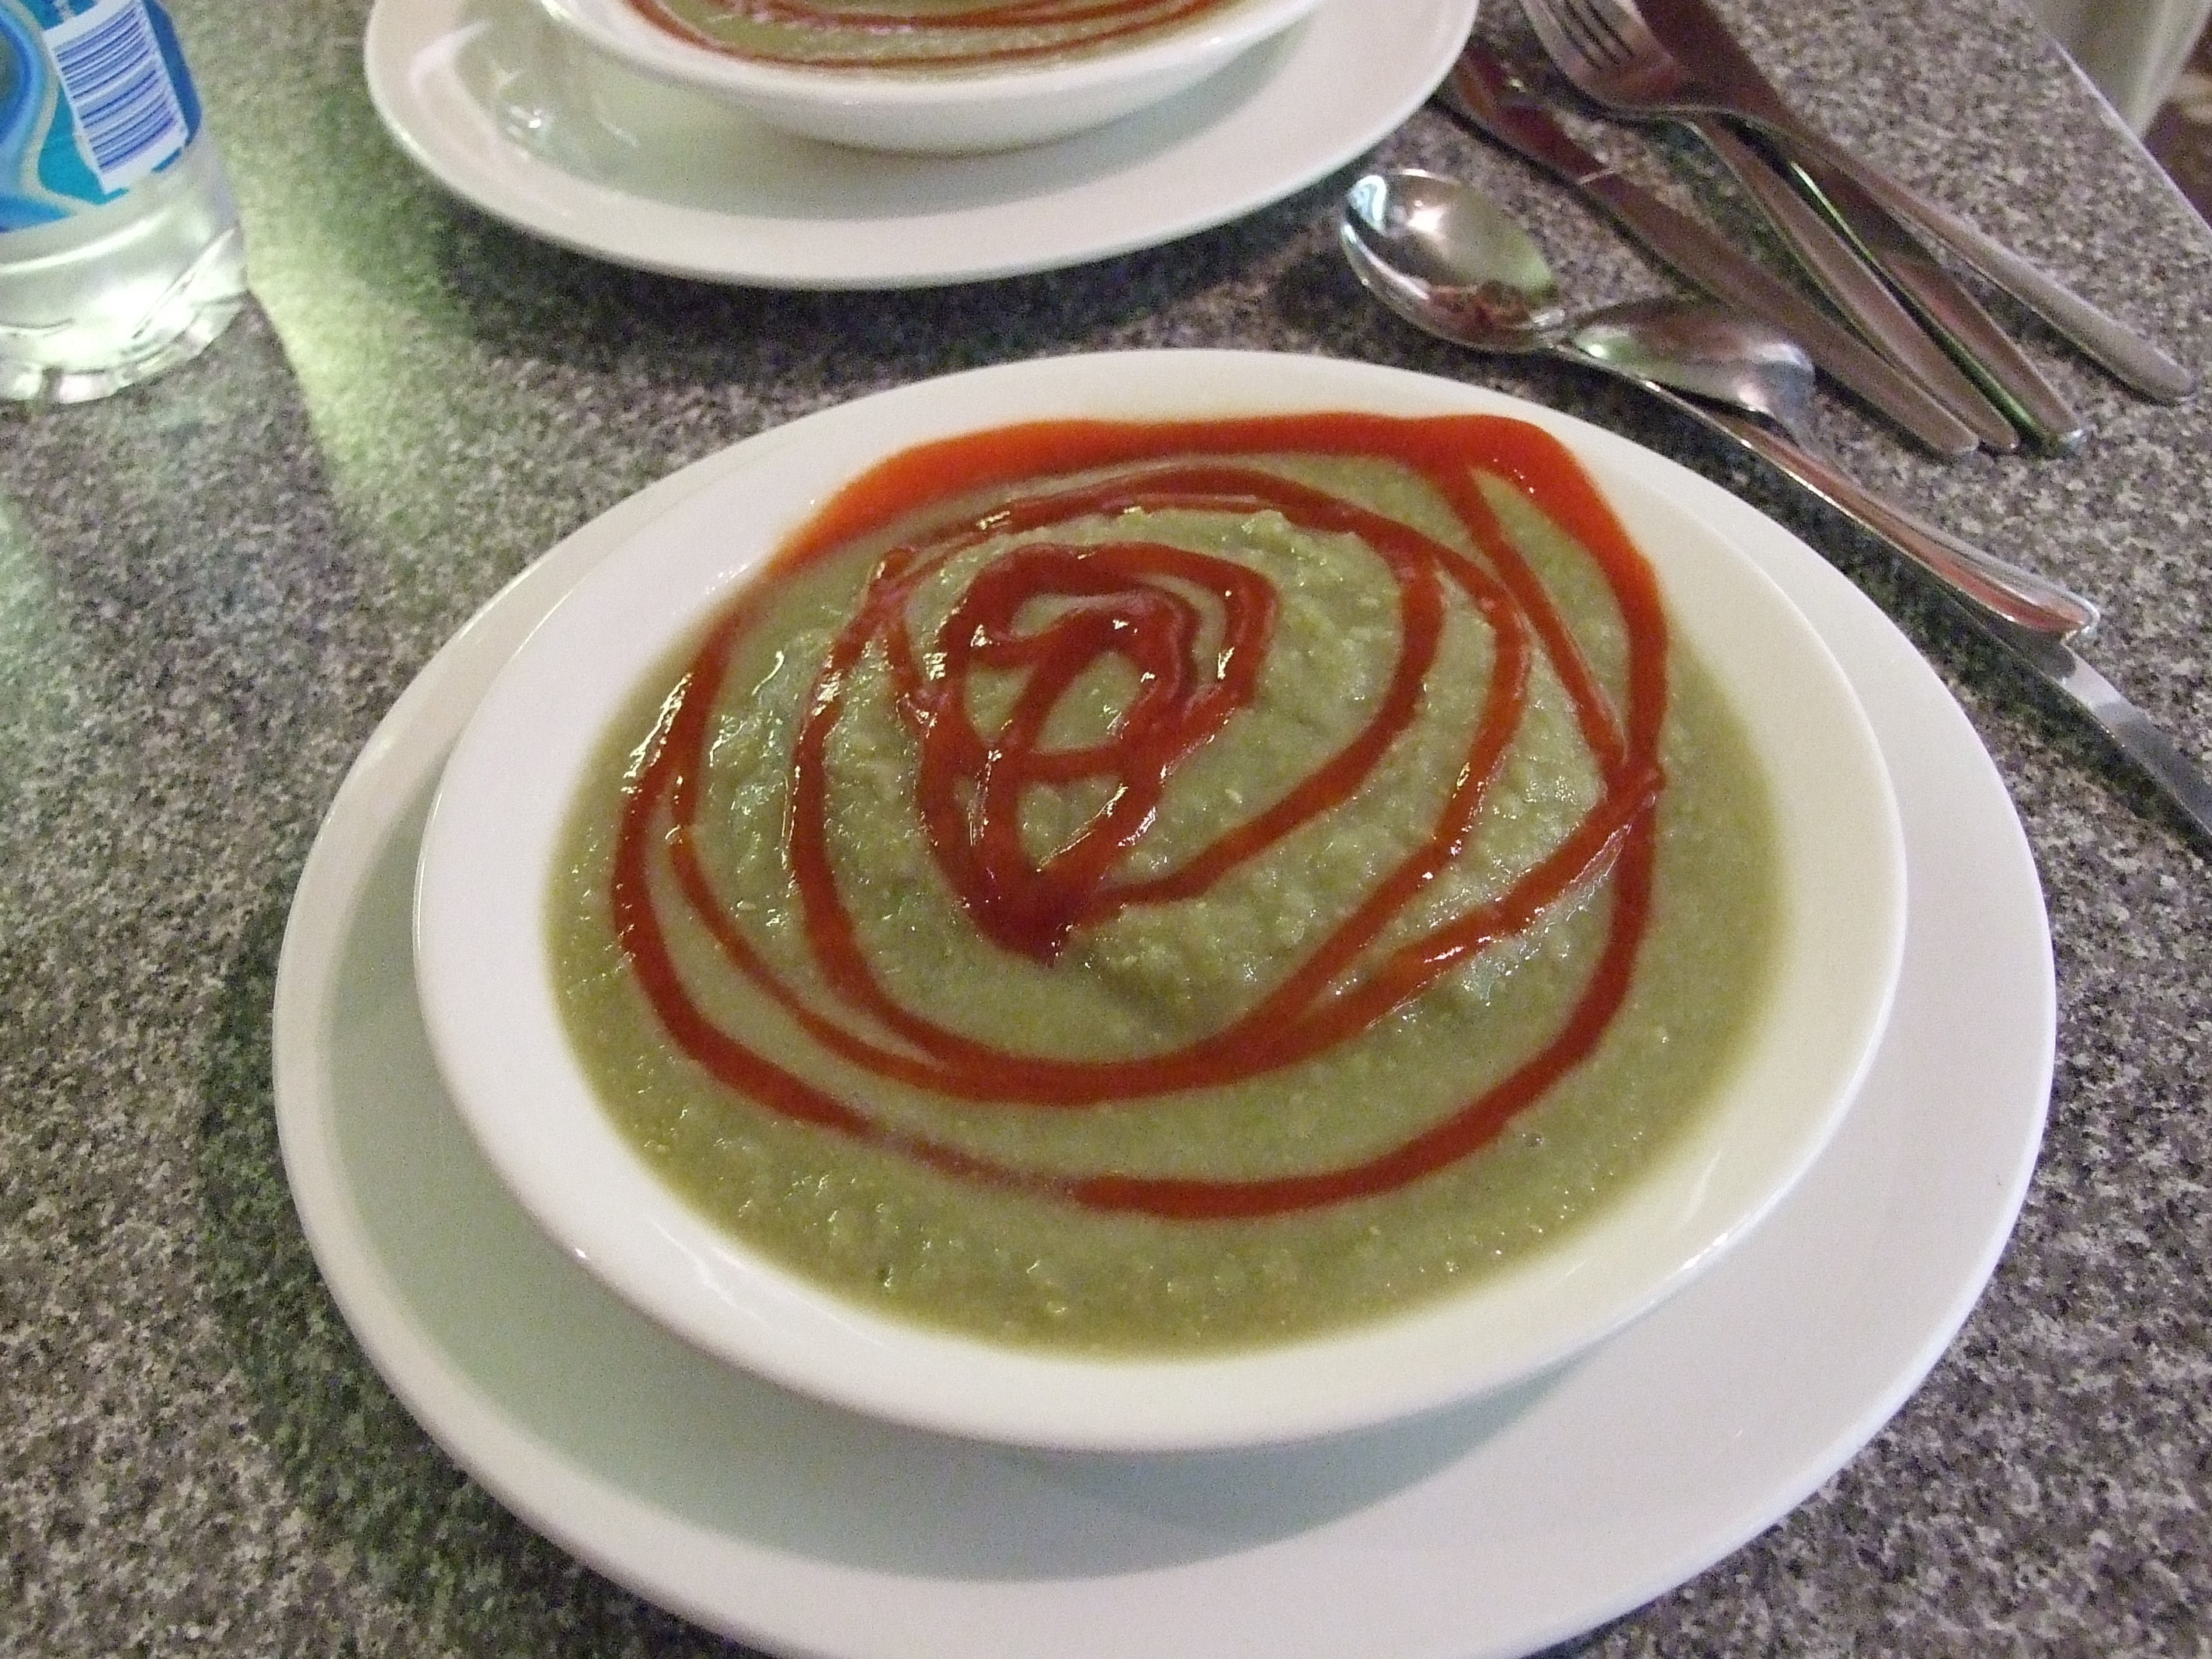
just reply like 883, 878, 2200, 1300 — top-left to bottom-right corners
1595, 370, 2211, 841
1610, 373, 2099, 638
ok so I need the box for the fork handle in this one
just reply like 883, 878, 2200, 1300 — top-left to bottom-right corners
1743, 119, 2198, 402
1703, 409, 2095, 635
1600, 370, 2102, 637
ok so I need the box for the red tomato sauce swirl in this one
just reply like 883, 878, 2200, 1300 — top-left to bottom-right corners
607, 413, 1668, 1219
629, 0, 1233, 70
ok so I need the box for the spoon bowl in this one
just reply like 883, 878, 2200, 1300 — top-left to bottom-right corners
1341, 171, 1566, 346
1341, 169, 1814, 430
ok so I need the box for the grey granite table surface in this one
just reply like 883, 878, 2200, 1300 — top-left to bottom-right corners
4, 0, 2208, 1652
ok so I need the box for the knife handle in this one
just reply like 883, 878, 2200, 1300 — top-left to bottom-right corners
1748, 117, 2199, 405
1693, 120, 2018, 453
1595, 370, 2101, 637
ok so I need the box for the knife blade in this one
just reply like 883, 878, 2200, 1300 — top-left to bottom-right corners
1973, 615, 2212, 843
1633, 0, 2089, 448
1437, 48, 1981, 458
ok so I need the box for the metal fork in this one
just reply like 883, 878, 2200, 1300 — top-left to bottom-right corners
1522, 0, 2193, 412
1511, 0, 2015, 450
1524, 0, 2080, 448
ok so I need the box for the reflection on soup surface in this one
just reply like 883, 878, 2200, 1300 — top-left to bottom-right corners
550, 412, 1780, 1352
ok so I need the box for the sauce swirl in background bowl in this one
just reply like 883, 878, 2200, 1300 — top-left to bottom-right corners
531, 0, 1332, 151
414, 351, 1906, 1452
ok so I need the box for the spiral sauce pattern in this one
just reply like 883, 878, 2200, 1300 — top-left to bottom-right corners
601, 413, 1670, 1221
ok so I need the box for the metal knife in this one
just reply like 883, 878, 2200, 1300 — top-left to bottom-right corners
1437, 47, 1981, 458
1972, 614, 2212, 843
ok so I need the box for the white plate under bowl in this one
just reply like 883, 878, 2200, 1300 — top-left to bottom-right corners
410, 351, 1906, 1453
361, 0, 1479, 285
273, 376, 2051, 1657
534, 0, 1330, 154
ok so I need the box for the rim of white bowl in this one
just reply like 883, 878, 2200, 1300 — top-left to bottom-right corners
412, 350, 1907, 1454
533, 0, 1327, 106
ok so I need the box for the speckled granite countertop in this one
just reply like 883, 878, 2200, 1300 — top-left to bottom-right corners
4, 0, 2207, 1652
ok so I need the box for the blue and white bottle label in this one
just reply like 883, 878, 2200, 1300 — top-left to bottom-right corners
2, 0, 205, 231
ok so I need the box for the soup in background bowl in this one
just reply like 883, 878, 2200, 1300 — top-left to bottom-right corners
414, 350, 1905, 1452
531, 0, 1333, 151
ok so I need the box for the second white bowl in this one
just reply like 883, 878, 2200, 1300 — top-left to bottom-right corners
534, 0, 1334, 152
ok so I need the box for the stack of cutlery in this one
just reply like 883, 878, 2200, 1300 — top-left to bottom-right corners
1406, 0, 2210, 835
1442, 0, 2193, 459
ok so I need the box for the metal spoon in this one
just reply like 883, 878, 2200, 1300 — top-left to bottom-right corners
1341, 169, 2212, 845
1339, 169, 2093, 638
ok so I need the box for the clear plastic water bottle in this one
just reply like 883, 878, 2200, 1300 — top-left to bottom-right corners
1, 0, 246, 403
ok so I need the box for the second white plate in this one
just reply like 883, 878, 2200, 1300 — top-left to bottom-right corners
361, 0, 1479, 287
